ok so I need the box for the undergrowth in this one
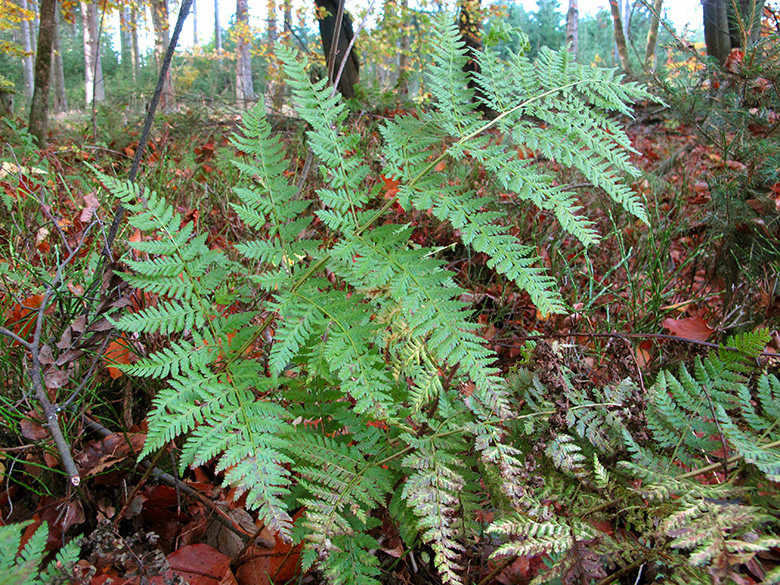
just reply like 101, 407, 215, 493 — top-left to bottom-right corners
2, 13, 778, 585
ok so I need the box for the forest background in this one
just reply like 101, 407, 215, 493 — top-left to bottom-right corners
2, 1, 780, 585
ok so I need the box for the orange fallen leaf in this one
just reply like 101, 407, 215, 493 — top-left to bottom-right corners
662, 317, 715, 342
6, 294, 45, 345
104, 339, 132, 379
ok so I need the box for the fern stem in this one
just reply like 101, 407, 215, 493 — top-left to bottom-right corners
677, 439, 780, 479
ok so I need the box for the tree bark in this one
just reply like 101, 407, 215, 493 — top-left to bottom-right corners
314, 0, 359, 99
28, 0, 55, 147
457, 0, 486, 108
703, 0, 731, 66
150, 0, 173, 109
130, 7, 140, 83
398, 0, 409, 97
20, 0, 35, 99
235, 0, 253, 101
214, 0, 221, 53
267, 0, 277, 42
81, 0, 104, 105
609, 0, 631, 74
192, 0, 198, 45
119, 5, 132, 72
283, 0, 292, 33
565, 0, 578, 57
51, 0, 66, 112
644, 0, 663, 71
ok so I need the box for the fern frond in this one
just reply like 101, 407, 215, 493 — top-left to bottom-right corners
488, 515, 579, 557
402, 443, 467, 585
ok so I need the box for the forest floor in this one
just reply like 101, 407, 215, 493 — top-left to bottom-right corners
1, 99, 779, 585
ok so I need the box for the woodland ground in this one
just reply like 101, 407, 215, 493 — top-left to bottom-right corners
1, 95, 778, 585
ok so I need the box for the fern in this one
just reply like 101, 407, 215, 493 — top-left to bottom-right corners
0, 522, 80, 585
103, 15, 660, 585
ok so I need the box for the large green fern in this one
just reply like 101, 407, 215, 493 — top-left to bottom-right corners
102, 17, 659, 585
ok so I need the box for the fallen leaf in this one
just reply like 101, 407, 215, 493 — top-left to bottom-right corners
151, 544, 237, 585
662, 317, 715, 342
80, 193, 100, 223
104, 339, 132, 379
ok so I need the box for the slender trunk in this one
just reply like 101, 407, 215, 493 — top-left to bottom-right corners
20, 0, 35, 98
150, 0, 173, 109
609, 0, 631, 74
565, 0, 578, 57
235, 0, 253, 101
119, 5, 132, 72
192, 0, 198, 45
81, 0, 104, 105
130, 8, 139, 83
214, 0, 222, 54
398, 0, 409, 96
28, 0, 55, 146
644, 0, 663, 70
51, 1, 66, 112
267, 0, 277, 43
28, 0, 38, 55
283, 0, 292, 34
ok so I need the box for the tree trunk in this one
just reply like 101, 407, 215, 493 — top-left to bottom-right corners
398, 0, 409, 97
267, 0, 277, 43
150, 0, 173, 109
283, 0, 292, 34
20, 0, 35, 99
235, 0, 253, 101
565, 0, 578, 57
456, 0, 485, 106
28, 0, 55, 147
51, 1, 66, 112
644, 0, 663, 71
314, 0, 359, 99
192, 0, 198, 45
28, 0, 38, 56
130, 8, 140, 83
81, 0, 104, 105
119, 5, 132, 72
214, 0, 222, 53
609, 0, 631, 74
703, 0, 730, 66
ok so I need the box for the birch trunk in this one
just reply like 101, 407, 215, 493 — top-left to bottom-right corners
20, 0, 35, 98
130, 8, 140, 82
51, 0, 66, 112
192, 0, 198, 45
119, 5, 132, 72
81, 0, 104, 105
214, 0, 222, 54
235, 0, 254, 101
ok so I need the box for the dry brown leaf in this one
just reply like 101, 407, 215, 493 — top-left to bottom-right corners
662, 316, 715, 342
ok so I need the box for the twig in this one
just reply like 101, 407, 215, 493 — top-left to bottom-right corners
0, 327, 33, 349
475, 555, 517, 585
78, 414, 268, 546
